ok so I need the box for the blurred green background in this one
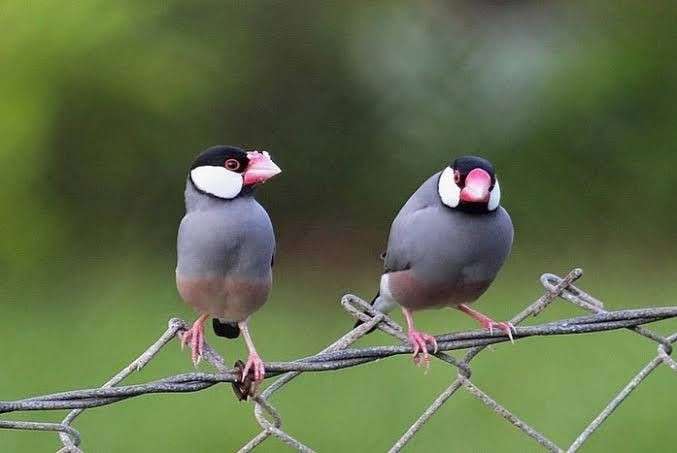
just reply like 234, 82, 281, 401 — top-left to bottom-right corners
2, 1, 676, 451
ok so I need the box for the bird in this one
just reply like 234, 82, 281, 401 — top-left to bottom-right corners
356, 155, 514, 365
176, 145, 281, 385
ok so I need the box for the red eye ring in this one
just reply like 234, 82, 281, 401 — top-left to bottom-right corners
453, 170, 461, 184
225, 159, 241, 171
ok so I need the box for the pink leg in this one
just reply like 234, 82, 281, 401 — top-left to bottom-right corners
457, 304, 515, 343
180, 314, 209, 366
402, 308, 438, 367
238, 319, 266, 393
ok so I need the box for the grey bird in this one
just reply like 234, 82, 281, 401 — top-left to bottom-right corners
176, 145, 281, 384
357, 156, 514, 364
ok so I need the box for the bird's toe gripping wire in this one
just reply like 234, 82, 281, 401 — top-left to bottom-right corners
407, 329, 439, 367
401, 307, 438, 368
179, 314, 209, 366
232, 320, 266, 399
242, 351, 266, 383
231, 352, 266, 401
457, 304, 516, 344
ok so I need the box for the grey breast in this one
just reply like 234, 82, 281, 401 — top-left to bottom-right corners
176, 182, 275, 318
384, 173, 513, 309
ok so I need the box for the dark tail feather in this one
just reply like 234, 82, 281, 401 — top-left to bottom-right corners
353, 291, 380, 334
213, 319, 240, 339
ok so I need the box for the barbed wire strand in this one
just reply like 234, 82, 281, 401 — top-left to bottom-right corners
0, 268, 674, 452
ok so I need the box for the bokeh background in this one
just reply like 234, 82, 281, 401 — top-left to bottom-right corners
2, 1, 676, 451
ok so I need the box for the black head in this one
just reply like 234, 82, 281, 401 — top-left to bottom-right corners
188, 145, 281, 200
190, 146, 249, 173
451, 156, 496, 189
438, 155, 501, 213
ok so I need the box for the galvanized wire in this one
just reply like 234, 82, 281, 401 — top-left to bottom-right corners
0, 268, 675, 452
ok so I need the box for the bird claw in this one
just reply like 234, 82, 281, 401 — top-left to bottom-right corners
231, 356, 264, 401
242, 352, 266, 385
481, 319, 516, 344
407, 330, 438, 369
179, 321, 206, 367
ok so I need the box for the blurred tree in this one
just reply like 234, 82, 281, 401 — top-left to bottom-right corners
1, 0, 676, 274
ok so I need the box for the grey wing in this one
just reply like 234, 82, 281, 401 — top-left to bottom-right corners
383, 206, 427, 274
373, 173, 440, 314
374, 209, 422, 314
383, 172, 440, 273
383, 233, 411, 273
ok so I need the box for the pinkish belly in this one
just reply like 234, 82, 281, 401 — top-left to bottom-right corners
176, 273, 271, 321
387, 270, 490, 311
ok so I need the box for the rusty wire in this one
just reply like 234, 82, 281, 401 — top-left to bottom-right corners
1, 268, 675, 452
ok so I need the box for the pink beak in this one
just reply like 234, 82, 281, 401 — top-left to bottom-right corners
243, 151, 282, 185
460, 168, 491, 203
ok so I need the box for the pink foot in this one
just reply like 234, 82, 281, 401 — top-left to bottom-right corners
480, 319, 517, 344
458, 304, 516, 344
477, 318, 515, 343
242, 352, 266, 391
407, 330, 438, 366
180, 316, 207, 366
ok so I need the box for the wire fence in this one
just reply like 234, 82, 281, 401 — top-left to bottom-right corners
1, 268, 676, 452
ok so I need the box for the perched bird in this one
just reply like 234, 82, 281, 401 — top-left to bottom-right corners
357, 156, 514, 364
176, 145, 281, 384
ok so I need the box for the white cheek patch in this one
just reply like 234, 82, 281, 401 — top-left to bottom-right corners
438, 166, 460, 208
488, 178, 501, 211
190, 166, 243, 199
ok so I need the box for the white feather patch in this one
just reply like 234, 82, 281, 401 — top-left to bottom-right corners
438, 166, 460, 208
190, 166, 243, 199
488, 178, 501, 211
376, 274, 398, 314
379, 273, 394, 300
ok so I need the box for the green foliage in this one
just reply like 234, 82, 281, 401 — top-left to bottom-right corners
2, 1, 677, 271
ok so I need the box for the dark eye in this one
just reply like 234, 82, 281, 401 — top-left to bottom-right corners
225, 159, 241, 171
453, 170, 461, 184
